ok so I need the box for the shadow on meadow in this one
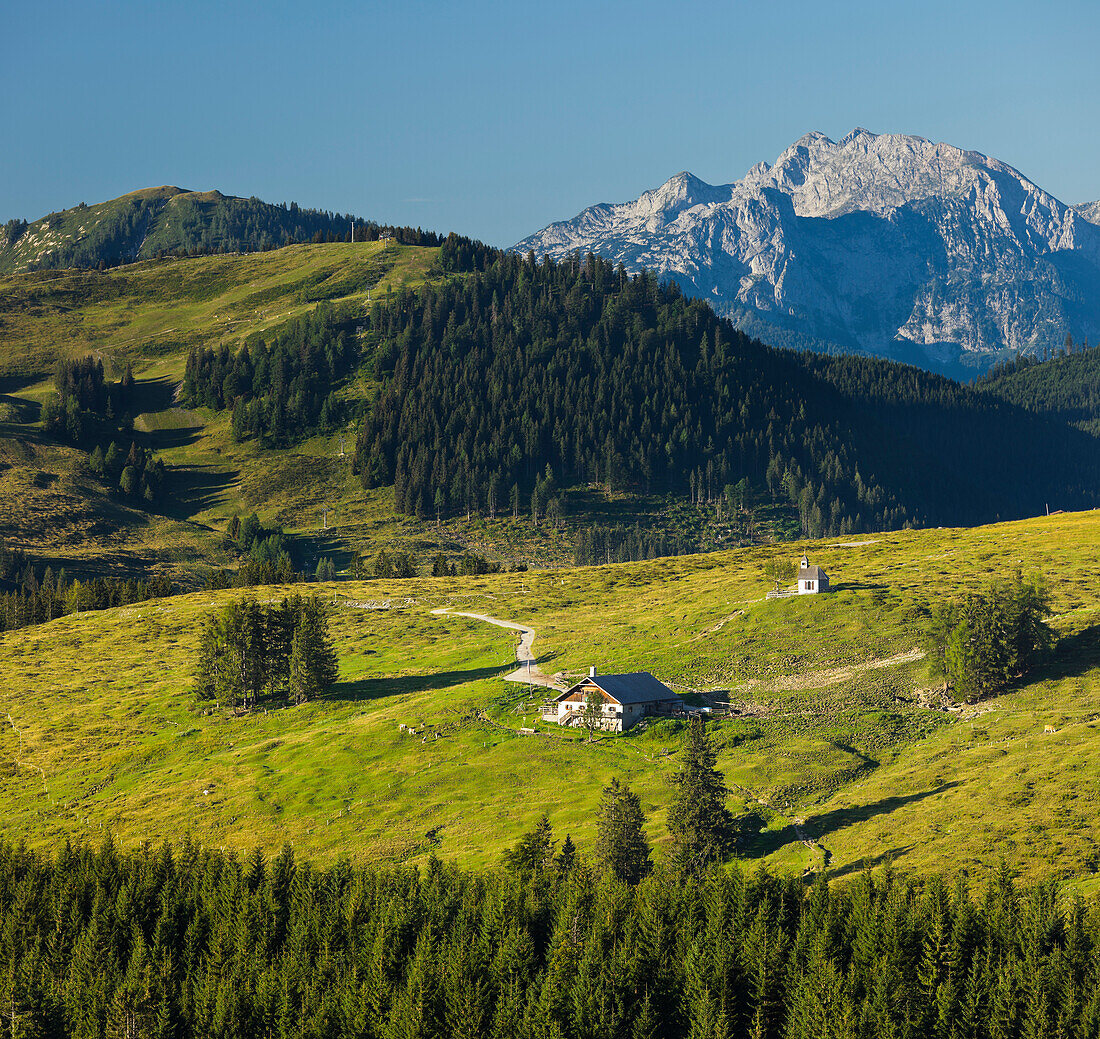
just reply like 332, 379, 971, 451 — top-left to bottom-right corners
743, 782, 961, 859
129, 377, 177, 414
162, 464, 238, 518
828, 844, 918, 879
1030, 624, 1100, 685
332, 663, 512, 702
0, 374, 45, 396
0, 393, 40, 423
143, 425, 205, 450
803, 781, 962, 840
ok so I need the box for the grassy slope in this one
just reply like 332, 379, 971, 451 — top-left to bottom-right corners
0, 243, 441, 580
0, 241, 783, 581
3, 510, 1100, 887
0, 240, 428, 383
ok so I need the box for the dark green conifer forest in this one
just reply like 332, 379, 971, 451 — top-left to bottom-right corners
977, 341, 1100, 434
1, 839, 1099, 1039
181, 304, 356, 445
351, 240, 1100, 536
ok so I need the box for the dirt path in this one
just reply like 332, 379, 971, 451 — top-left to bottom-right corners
429, 609, 567, 691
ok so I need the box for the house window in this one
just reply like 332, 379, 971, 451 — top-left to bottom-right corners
807, 581, 814, 590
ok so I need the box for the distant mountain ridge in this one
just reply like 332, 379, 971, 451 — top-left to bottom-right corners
516, 130, 1100, 374
1075, 200, 1100, 225
0, 187, 436, 275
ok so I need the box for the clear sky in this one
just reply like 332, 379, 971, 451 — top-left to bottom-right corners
4, 0, 1099, 246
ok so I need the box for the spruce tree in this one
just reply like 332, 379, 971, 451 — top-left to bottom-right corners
594, 778, 651, 885
287, 597, 338, 704
501, 814, 556, 874
557, 834, 577, 874
667, 717, 736, 875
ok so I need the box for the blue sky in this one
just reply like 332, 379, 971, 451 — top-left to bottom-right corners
3, 0, 1099, 246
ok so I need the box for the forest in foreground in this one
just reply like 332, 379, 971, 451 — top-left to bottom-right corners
1, 838, 1096, 1039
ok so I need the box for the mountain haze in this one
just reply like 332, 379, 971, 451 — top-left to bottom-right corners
517, 130, 1100, 374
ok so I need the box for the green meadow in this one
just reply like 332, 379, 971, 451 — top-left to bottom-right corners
3, 509, 1100, 886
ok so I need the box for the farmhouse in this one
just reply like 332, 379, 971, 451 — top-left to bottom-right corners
797, 554, 830, 594
544, 668, 682, 732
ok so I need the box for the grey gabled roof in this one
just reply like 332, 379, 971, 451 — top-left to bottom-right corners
557, 671, 681, 706
799, 565, 827, 580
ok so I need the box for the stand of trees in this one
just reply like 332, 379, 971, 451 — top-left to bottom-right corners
574, 524, 698, 565
181, 304, 355, 445
89, 439, 165, 502
203, 513, 302, 588
1, 835, 1098, 1038
193, 595, 338, 708
353, 243, 1100, 537
0, 550, 172, 632
41, 357, 169, 503
43, 356, 135, 444
923, 573, 1055, 700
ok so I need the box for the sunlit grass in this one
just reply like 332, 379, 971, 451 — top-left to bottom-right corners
3, 510, 1100, 887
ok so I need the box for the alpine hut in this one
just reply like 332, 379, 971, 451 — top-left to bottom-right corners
544, 668, 682, 732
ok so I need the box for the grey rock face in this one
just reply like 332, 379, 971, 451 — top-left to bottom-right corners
516, 130, 1100, 373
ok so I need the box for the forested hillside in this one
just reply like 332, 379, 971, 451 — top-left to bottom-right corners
977, 341, 1100, 434
351, 240, 1100, 536
0, 186, 441, 274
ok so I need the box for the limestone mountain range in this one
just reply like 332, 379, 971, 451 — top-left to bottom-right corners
516, 129, 1100, 373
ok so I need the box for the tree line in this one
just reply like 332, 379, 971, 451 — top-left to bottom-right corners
181, 303, 356, 445
351, 244, 1100, 539
192, 595, 338, 709
574, 524, 699, 565
0, 556, 172, 633
1, 821, 1098, 1035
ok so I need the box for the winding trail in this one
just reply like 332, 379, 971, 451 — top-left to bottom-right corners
429, 609, 567, 691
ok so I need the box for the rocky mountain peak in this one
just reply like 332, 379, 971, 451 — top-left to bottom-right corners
515, 130, 1100, 374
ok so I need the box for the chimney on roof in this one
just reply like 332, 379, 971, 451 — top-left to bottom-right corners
589, 666, 597, 678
